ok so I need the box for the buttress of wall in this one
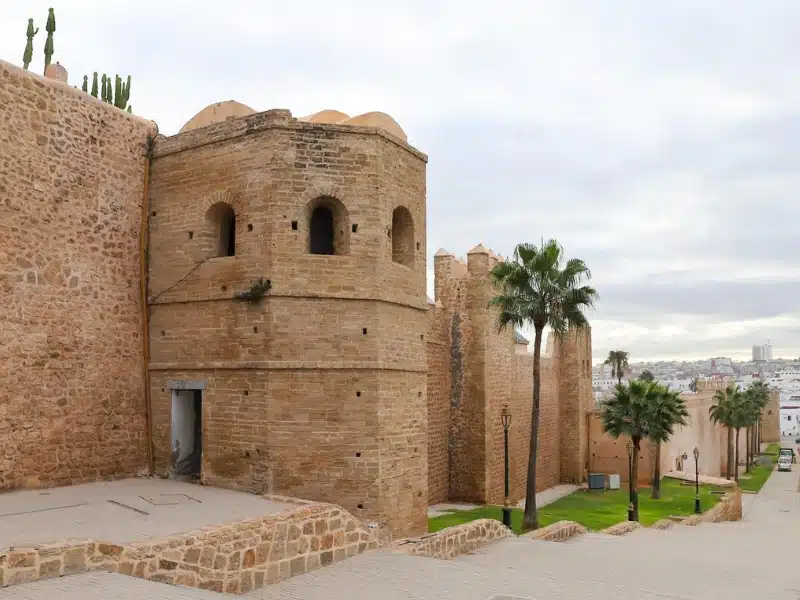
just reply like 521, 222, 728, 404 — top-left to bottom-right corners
429, 251, 481, 502
426, 301, 451, 505
0, 60, 154, 490
556, 329, 593, 484
146, 111, 428, 537
761, 390, 780, 444
427, 247, 566, 506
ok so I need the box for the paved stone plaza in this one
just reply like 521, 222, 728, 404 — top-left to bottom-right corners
252, 467, 799, 600
1, 469, 798, 599
0, 478, 290, 548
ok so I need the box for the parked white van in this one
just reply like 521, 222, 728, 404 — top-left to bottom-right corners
778, 454, 793, 472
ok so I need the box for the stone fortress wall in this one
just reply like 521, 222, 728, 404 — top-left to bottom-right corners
426, 245, 594, 506
146, 104, 429, 539
0, 59, 154, 490
1, 56, 599, 540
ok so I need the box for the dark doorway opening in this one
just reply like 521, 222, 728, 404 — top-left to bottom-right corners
170, 390, 202, 481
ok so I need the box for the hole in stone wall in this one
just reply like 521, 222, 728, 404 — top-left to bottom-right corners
391, 206, 414, 267
243, 390, 249, 396
356, 452, 361, 457
362, 328, 368, 335
221, 285, 227, 292
356, 391, 361, 397
418, 392, 422, 397
416, 242, 420, 250
420, 334, 424, 340
206, 202, 236, 257
291, 220, 298, 230
151, 211, 157, 217
161, 330, 165, 336
418, 491, 422, 497
352, 223, 358, 233
357, 503, 363, 509
247, 224, 253, 231
253, 326, 258, 333
188, 231, 194, 240
310, 206, 336, 254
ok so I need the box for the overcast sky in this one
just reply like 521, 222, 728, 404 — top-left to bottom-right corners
4, 1, 799, 363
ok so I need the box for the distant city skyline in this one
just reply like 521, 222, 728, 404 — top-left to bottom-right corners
594, 351, 799, 367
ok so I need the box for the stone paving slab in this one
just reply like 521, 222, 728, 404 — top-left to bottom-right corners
0, 478, 291, 548
246, 550, 717, 600
0, 572, 231, 599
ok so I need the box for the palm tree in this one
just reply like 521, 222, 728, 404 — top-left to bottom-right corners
639, 369, 655, 382
742, 384, 768, 472
729, 393, 752, 483
489, 240, 597, 530
749, 381, 770, 454
604, 350, 630, 384
599, 379, 664, 521
647, 386, 690, 499
709, 383, 743, 482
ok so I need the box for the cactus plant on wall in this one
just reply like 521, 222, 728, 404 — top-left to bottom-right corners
23, 8, 134, 112
82, 71, 133, 111
22, 18, 39, 70
43, 8, 55, 72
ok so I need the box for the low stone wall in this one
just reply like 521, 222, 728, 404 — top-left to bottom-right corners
682, 488, 742, 526
651, 518, 677, 530
601, 521, 640, 536
394, 519, 513, 559
0, 498, 380, 593
526, 520, 587, 542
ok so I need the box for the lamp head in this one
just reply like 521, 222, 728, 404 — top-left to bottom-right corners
693, 446, 700, 460
501, 405, 511, 430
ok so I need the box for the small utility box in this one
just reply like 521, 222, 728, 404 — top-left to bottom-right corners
588, 473, 605, 490
608, 473, 621, 490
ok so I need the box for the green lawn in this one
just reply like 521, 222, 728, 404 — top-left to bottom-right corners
765, 442, 781, 461
737, 463, 774, 493
429, 478, 725, 534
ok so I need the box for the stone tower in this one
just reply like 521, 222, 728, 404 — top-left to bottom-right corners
146, 107, 429, 537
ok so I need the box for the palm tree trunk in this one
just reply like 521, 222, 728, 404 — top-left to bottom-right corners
745, 427, 751, 473
631, 436, 641, 521
651, 442, 661, 499
734, 428, 740, 484
726, 427, 734, 480
522, 325, 544, 531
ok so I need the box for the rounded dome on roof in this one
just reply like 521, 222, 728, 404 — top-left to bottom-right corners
179, 100, 256, 133
298, 109, 351, 124
339, 111, 407, 142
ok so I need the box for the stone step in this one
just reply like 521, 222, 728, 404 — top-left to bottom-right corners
562, 531, 628, 544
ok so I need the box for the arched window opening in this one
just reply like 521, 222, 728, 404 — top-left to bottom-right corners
206, 202, 236, 257
307, 196, 349, 255
391, 206, 414, 267
310, 206, 335, 255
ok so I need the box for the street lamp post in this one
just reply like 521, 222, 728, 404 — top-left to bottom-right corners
501, 406, 513, 529
693, 446, 701, 514
626, 440, 635, 522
